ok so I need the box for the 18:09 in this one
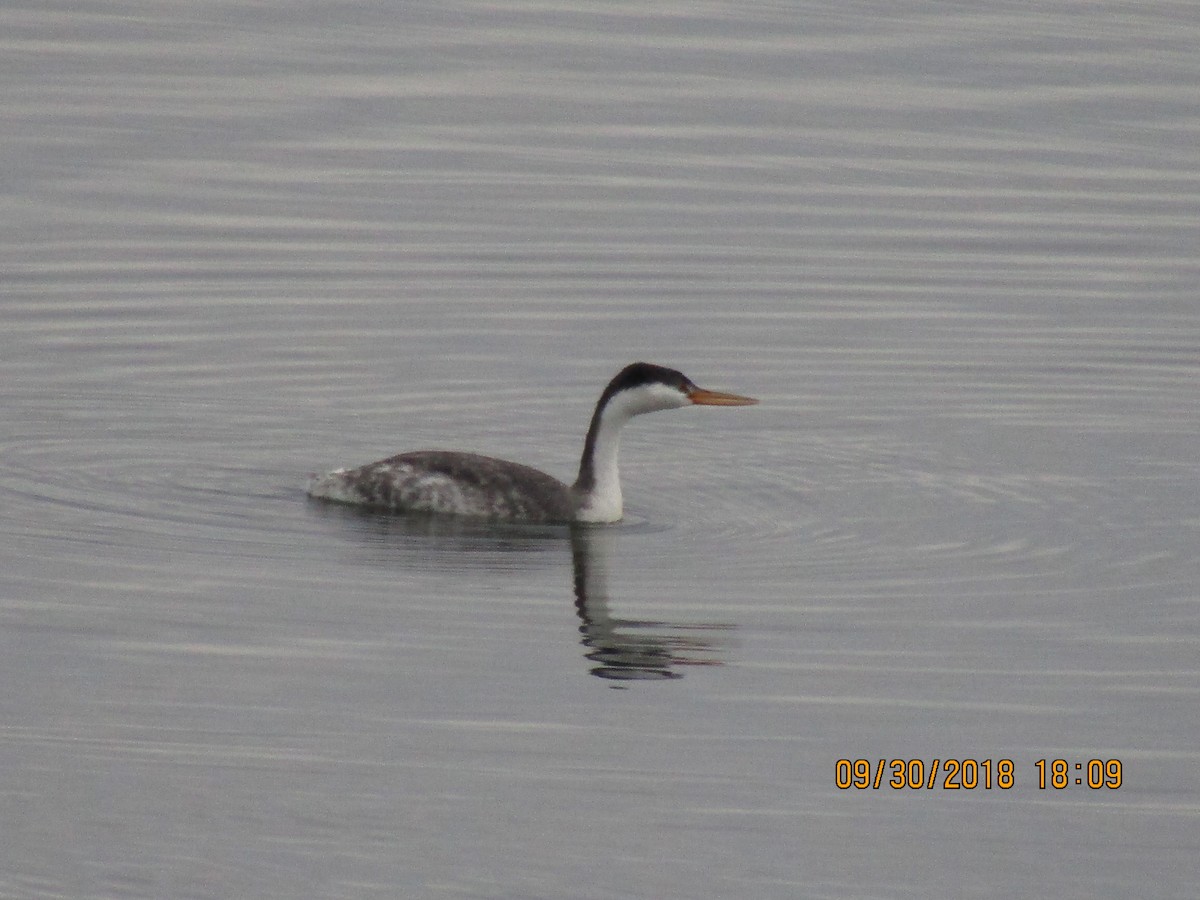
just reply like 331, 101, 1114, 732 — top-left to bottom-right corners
1035, 758, 1122, 789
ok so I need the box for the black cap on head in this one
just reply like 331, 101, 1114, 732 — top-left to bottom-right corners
601, 362, 694, 404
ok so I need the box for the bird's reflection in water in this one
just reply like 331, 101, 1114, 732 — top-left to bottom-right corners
307, 499, 735, 682
571, 526, 734, 684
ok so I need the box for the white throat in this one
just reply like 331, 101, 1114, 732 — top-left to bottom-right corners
573, 382, 690, 523
575, 407, 626, 522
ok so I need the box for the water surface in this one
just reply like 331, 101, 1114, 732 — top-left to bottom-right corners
2, 2, 1199, 898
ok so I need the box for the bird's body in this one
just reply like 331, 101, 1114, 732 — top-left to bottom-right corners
306, 362, 757, 524
307, 449, 575, 523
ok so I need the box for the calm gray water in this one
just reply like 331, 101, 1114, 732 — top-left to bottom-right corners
3, 2, 1199, 897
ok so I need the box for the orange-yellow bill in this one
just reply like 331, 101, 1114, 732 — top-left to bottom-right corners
687, 387, 759, 406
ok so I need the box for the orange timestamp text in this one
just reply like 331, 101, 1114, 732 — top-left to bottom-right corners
835, 758, 1123, 790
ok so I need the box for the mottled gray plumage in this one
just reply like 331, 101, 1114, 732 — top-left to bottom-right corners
307, 450, 577, 523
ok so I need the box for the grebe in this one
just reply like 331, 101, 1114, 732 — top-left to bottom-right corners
306, 362, 757, 523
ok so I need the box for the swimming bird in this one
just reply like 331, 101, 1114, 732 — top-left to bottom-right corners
306, 362, 757, 523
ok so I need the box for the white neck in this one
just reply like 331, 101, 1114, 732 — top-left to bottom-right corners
574, 406, 626, 522
572, 381, 690, 523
